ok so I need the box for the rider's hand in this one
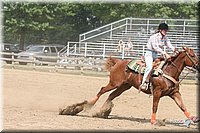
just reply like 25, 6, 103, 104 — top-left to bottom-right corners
174, 48, 179, 54
164, 53, 171, 59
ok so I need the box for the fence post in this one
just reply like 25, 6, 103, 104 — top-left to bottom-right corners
130, 17, 133, 30
74, 44, 77, 55
33, 56, 36, 70
122, 44, 125, 59
67, 42, 70, 56
11, 52, 14, 68
142, 45, 145, 56
147, 19, 149, 34
103, 43, 106, 58
55, 53, 60, 72
125, 18, 128, 33
84, 42, 87, 57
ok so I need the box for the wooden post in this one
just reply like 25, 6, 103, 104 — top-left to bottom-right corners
33, 56, 36, 70
11, 52, 14, 69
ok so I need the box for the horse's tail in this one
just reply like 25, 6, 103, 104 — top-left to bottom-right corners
104, 56, 120, 71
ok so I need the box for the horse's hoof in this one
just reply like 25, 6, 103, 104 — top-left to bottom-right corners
151, 119, 157, 125
92, 112, 108, 119
191, 116, 200, 123
59, 101, 86, 115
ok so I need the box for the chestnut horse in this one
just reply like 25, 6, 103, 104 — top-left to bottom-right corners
60, 46, 199, 124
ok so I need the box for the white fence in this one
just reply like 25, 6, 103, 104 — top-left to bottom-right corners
0, 51, 198, 80
59, 41, 199, 60
0, 52, 106, 71
60, 41, 148, 59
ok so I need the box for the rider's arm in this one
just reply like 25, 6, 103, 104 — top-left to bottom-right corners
149, 35, 166, 54
165, 37, 175, 52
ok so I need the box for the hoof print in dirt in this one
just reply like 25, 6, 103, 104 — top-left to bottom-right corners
59, 100, 88, 115
156, 119, 166, 126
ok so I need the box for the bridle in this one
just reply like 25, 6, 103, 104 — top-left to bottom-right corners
184, 49, 198, 69
163, 49, 198, 85
169, 49, 198, 72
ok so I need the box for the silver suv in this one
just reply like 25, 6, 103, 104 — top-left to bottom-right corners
17, 44, 65, 65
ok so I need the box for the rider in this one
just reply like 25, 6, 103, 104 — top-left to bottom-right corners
139, 23, 178, 90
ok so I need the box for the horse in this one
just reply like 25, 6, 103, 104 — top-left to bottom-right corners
59, 46, 199, 124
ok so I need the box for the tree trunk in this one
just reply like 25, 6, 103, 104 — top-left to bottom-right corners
19, 31, 25, 50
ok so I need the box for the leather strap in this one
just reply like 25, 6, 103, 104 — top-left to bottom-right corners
163, 74, 179, 85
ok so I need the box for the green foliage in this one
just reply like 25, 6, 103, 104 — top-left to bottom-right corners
3, 2, 198, 49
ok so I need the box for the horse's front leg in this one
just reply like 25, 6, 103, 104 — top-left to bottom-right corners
151, 89, 161, 124
170, 92, 197, 121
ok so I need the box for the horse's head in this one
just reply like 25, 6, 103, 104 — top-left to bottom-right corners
182, 46, 199, 70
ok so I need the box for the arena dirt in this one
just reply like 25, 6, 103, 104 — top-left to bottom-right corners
2, 68, 199, 131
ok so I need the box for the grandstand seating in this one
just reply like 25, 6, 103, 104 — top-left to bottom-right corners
62, 18, 198, 59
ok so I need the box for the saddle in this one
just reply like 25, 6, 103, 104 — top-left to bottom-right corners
127, 56, 179, 89
127, 56, 164, 76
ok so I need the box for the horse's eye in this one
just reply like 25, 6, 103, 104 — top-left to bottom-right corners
189, 49, 195, 57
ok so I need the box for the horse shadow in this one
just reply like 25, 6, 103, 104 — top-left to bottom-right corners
76, 114, 198, 129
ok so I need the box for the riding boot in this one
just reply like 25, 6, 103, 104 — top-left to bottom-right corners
145, 68, 153, 84
139, 69, 153, 91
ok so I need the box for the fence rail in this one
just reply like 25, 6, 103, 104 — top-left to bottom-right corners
0, 52, 198, 80
60, 41, 199, 60
70, 18, 199, 60
80, 18, 198, 43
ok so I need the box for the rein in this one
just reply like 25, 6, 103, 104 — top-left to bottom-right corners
178, 66, 197, 84
162, 50, 197, 85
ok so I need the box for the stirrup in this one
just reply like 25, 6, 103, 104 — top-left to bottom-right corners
138, 82, 148, 93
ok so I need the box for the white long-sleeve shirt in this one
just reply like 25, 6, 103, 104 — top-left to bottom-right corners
146, 32, 175, 54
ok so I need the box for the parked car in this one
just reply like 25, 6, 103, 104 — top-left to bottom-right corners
17, 44, 65, 65
1, 43, 22, 64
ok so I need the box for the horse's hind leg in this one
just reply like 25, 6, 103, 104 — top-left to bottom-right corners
59, 83, 117, 115
93, 83, 132, 118
87, 83, 117, 106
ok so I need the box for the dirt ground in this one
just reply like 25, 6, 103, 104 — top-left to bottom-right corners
2, 68, 199, 131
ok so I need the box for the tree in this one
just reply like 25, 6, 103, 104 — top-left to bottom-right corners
3, 2, 56, 50
3, 2, 198, 48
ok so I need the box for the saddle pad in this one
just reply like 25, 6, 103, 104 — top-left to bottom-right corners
127, 60, 146, 74
127, 60, 160, 76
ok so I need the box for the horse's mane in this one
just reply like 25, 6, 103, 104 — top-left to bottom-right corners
170, 51, 182, 61
163, 50, 183, 67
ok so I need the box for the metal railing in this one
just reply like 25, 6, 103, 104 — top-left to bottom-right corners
59, 41, 199, 60
66, 18, 198, 60
79, 18, 198, 43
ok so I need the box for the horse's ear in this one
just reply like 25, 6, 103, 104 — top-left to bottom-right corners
182, 46, 188, 51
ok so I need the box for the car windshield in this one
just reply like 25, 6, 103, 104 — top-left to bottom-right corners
27, 46, 43, 52
2, 44, 20, 51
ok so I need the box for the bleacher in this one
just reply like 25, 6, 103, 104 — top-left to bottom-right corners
61, 18, 198, 59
